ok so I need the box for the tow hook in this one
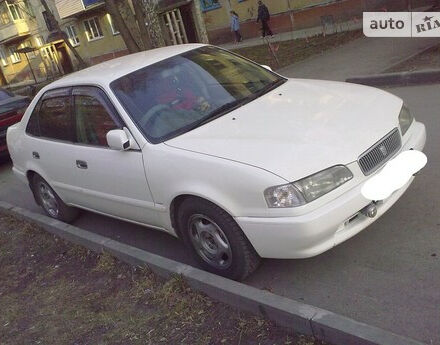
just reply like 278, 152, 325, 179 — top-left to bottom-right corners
361, 202, 377, 218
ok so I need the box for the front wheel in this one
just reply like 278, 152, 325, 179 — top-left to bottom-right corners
31, 174, 79, 223
177, 198, 260, 281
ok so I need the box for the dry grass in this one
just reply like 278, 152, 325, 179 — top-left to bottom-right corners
0, 212, 328, 345
230, 30, 363, 70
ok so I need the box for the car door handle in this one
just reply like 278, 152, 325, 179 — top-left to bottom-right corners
76, 160, 88, 169
32, 151, 40, 159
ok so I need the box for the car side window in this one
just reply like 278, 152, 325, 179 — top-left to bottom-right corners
26, 101, 41, 137
74, 91, 120, 147
39, 96, 74, 141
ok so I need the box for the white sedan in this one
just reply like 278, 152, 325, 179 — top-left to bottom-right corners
7, 44, 426, 280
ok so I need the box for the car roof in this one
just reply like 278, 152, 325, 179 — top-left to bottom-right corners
48, 43, 207, 89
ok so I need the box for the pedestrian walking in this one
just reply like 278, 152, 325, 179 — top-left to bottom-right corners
257, 1, 273, 38
230, 11, 242, 44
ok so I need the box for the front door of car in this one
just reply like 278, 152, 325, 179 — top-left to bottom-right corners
70, 86, 159, 227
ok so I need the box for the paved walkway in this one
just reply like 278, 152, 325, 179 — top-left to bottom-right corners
220, 20, 361, 50
278, 36, 440, 81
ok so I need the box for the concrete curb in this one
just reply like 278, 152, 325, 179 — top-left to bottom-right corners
0, 201, 426, 345
380, 42, 439, 75
346, 69, 440, 87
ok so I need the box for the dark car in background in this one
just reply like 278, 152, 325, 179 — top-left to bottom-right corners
0, 88, 30, 158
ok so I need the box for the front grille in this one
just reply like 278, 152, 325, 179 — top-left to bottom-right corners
358, 128, 401, 175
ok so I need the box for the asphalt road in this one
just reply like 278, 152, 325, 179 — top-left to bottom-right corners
1, 84, 439, 344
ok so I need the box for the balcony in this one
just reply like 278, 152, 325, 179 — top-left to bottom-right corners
55, 0, 104, 19
0, 19, 30, 44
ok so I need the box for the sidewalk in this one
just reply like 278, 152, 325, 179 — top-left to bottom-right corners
278, 36, 440, 81
220, 19, 362, 50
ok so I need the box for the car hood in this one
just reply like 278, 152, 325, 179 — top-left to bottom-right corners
165, 79, 403, 181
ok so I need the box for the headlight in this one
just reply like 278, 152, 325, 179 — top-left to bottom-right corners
399, 104, 414, 136
264, 184, 306, 208
264, 166, 353, 208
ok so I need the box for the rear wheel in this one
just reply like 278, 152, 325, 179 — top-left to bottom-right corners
177, 198, 260, 281
31, 174, 79, 223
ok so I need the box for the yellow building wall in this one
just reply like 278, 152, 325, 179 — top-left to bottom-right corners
202, 0, 336, 29
74, 13, 127, 62
202, 0, 230, 30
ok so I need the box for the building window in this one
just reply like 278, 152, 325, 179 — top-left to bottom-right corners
0, 2, 11, 25
7, 2, 23, 21
66, 25, 80, 46
84, 17, 104, 41
82, 0, 104, 7
0, 48, 8, 66
107, 14, 119, 35
200, 0, 221, 12
9, 47, 21, 63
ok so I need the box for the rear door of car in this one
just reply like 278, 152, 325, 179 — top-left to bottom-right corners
24, 87, 83, 204
70, 86, 159, 227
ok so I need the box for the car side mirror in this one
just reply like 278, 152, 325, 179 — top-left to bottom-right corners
261, 64, 273, 71
106, 129, 130, 151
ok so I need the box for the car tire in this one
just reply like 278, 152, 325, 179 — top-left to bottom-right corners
31, 174, 79, 223
177, 197, 261, 281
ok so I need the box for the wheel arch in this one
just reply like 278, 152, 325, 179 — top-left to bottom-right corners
26, 169, 40, 205
169, 193, 236, 239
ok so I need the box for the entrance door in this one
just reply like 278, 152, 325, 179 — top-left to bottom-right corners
180, 4, 198, 43
55, 44, 74, 74
163, 8, 188, 45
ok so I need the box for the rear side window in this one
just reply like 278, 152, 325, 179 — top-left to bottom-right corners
38, 96, 73, 141
26, 102, 41, 136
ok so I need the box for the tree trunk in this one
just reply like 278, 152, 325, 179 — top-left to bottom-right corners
39, 0, 87, 69
105, 0, 140, 54
142, 0, 166, 48
132, 0, 152, 50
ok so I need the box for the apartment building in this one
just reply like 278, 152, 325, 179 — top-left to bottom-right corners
202, 0, 437, 44
55, 0, 208, 66
0, 0, 71, 85
0, 0, 208, 86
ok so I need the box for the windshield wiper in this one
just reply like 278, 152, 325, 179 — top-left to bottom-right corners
194, 99, 246, 128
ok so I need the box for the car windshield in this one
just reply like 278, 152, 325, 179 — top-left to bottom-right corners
111, 46, 286, 143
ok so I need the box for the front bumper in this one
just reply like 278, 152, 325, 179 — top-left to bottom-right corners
235, 121, 426, 259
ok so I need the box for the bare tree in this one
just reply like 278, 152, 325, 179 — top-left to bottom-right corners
106, 0, 165, 53
141, 0, 165, 48
105, 0, 141, 53
132, 0, 152, 50
39, 0, 87, 69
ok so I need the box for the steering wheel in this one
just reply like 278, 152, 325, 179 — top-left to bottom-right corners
139, 104, 172, 129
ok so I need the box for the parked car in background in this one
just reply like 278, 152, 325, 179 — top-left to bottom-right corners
0, 88, 31, 158
7, 45, 426, 280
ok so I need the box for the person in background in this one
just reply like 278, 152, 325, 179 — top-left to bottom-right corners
257, 1, 273, 38
230, 11, 242, 44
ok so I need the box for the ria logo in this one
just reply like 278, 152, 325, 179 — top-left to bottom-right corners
413, 12, 440, 37
363, 12, 440, 37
